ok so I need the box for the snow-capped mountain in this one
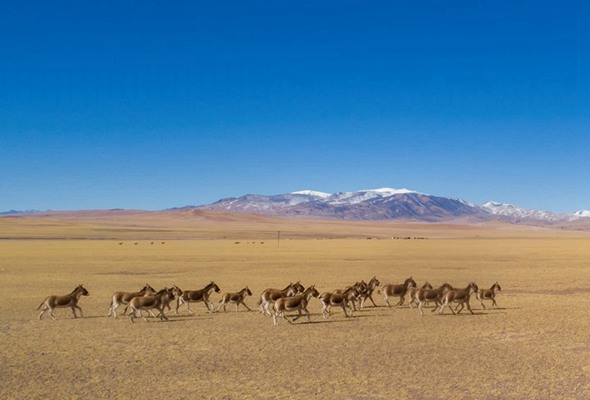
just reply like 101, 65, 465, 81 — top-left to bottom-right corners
481, 201, 588, 222
206, 192, 329, 214
200, 188, 487, 221
481, 201, 566, 222
197, 188, 588, 223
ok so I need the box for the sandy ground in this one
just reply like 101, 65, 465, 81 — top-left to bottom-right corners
1, 235, 590, 399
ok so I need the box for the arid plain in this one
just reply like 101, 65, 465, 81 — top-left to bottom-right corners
1, 210, 590, 399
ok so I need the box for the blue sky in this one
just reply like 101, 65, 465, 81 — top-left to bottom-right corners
1, 1, 588, 213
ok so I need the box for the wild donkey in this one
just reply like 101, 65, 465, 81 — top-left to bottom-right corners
128, 288, 175, 323
333, 282, 364, 311
359, 276, 381, 308
175, 282, 221, 314
107, 284, 156, 318
217, 287, 253, 312
272, 286, 320, 325
407, 282, 433, 308
37, 285, 90, 320
414, 283, 453, 316
438, 282, 479, 315
258, 282, 304, 316
477, 282, 502, 309
382, 277, 417, 307
319, 286, 358, 318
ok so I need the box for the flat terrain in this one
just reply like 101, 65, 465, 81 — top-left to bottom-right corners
1, 212, 590, 399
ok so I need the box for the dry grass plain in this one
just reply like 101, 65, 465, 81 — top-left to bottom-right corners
1, 212, 590, 399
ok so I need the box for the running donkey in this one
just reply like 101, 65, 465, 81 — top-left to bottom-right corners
272, 285, 320, 325
217, 287, 253, 312
175, 281, 221, 314
382, 277, 417, 307
258, 282, 304, 316
438, 282, 479, 315
476, 282, 502, 309
128, 287, 175, 323
37, 284, 90, 320
107, 284, 156, 318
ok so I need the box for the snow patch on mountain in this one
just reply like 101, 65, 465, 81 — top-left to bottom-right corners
326, 188, 419, 205
573, 210, 590, 218
291, 190, 331, 198
366, 188, 419, 195
481, 201, 581, 222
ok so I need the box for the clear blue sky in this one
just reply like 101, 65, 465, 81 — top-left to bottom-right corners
1, 1, 588, 213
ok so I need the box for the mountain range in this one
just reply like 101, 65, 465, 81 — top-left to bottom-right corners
197, 188, 590, 224
3, 187, 589, 227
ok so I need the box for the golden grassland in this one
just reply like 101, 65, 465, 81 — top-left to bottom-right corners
1, 212, 590, 399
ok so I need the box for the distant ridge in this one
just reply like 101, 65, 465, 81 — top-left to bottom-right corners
0, 209, 43, 216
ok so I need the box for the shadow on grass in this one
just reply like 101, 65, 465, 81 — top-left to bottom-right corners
434, 311, 489, 317
288, 318, 357, 326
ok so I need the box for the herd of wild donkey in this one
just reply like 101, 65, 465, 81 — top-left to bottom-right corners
36, 277, 502, 325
